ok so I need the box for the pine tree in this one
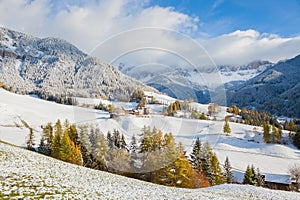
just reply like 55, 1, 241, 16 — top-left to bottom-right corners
211, 153, 225, 185
60, 128, 72, 162
129, 134, 139, 171
251, 165, 257, 185
113, 129, 121, 148
69, 124, 79, 146
93, 133, 109, 170
129, 134, 138, 154
255, 168, 265, 187
157, 130, 163, 150
26, 127, 35, 151
161, 133, 178, 165
201, 141, 213, 184
39, 123, 53, 155
79, 125, 92, 167
271, 124, 278, 143
223, 156, 233, 183
190, 138, 202, 173
263, 121, 270, 143
223, 120, 231, 136
51, 120, 62, 159
120, 134, 127, 149
107, 131, 114, 148
140, 126, 153, 153
278, 125, 283, 142
243, 165, 254, 185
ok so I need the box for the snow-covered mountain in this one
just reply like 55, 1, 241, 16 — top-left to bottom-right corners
219, 60, 273, 88
227, 54, 300, 117
0, 27, 154, 100
117, 61, 272, 103
1, 141, 299, 199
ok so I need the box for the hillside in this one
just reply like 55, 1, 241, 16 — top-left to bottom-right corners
0, 27, 153, 100
227, 54, 300, 117
1, 141, 299, 199
1, 88, 300, 185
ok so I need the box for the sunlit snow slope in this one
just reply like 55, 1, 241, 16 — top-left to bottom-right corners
1, 142, 299, 199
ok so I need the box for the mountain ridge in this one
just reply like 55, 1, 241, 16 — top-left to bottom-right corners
0, 27, 154, 100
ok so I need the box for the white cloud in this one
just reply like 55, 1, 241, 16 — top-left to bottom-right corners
0, 0, 299, 66
202, 29, 300, 65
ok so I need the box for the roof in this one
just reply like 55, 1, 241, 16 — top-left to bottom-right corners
264, 173, 291, 185
232, 171, 291, 185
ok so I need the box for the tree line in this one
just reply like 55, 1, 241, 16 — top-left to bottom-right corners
227, 105, 300, 147
25, 120, 268, 189
25, 120, 237, 189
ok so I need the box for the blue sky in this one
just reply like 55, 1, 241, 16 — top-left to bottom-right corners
148, 0, 300, 37
1, 0, 300, 65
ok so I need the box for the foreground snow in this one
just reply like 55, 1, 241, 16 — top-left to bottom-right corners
0, 142, 299, 199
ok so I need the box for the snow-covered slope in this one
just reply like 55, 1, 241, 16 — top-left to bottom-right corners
1, 142, 299, 199
0, 27, 154, 99
1, 88, 300, 185
227, 54, 300, 117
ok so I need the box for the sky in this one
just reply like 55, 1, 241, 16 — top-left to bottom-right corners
0, 0, 300, 66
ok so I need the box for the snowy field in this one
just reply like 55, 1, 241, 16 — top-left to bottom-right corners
0, 88, 300, 184
0, 142, 299, 199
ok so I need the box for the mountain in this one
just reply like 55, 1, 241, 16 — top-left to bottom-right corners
227, 55, 300, 117
117, 61, 272, 103
1, 141, 299, 199
0, 27, 153, 100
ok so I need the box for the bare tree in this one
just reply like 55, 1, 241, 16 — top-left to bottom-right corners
288, 163, 300, 191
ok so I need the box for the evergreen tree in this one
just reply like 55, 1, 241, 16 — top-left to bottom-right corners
223, 120, 231, 136
201, 141, 213, 184
140, 126, 153, 153
120, 134, 127, 149
190, 138, 202, 173
156, 130, 163, 150
211, 153, 225, 185
51, 120, 62, 159
93, 133, 109, 170
177, 142, 185, 154
251, 165, 257, 185
278, 125, 283, 142
223, 156, 233, 183
107, 131, 114, 148
129, 134, 138, 154
129, 134, 139, 171
60, 128, 72, 162
243, 165, 254, 185
113, 129, 121, 148
271, 124, 278, 143
69, 124, 79, 146
255, 168, 265, 187
39, 123, 53, 155
26, 127, 35, 151
79, 125, 92, 167
263, 121, 270, 143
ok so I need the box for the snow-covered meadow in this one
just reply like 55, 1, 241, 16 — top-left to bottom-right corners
0, 88, 300, 184
1, 141, 299, 199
